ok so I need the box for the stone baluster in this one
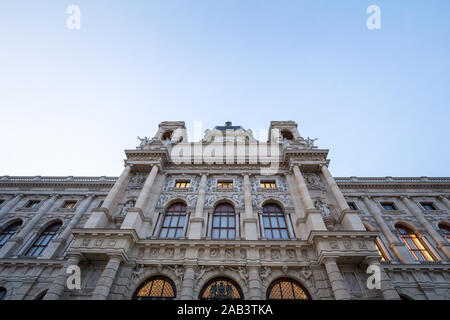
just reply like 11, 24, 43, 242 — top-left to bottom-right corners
91, 255, 122, 300
243, 174, 258, 240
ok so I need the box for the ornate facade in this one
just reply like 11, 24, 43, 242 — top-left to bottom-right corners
0, 121, 449, 300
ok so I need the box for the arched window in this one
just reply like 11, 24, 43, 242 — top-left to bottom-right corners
438, 223, 450, 242
120, 200, 135, 216
159, 202, 187, 238
212, 203, 236, 239
0, 287, 6, 300
262, 203, 289, 240
24, 221, 62, 257
199, 277, 243, 300
133, 276, 176, 300
0, 221, 22, 248
267, 278, 311, 300
396, 224, 435, 262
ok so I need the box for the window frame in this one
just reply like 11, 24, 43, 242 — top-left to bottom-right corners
261, 203, 291, 240
0, 221, 22, 248
217, 180, 233, 189
260, 180, 277, 189
266, 277, 311, 300
158, 202, 188, 239
420, 202, 436, 211
211, 203, 237, 240
133, 276, 177, 300
174, 180, 191, 189
380, 202, 396, 211
396, 224, 435, 262
199, 277, 244, 300
61, 200, 78, 209
24, 200, 41, 209
347, 202, 358, 211
23, 221, 62, 257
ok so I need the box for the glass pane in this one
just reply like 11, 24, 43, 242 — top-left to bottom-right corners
263, 217, 270, 228
213, 216, 220, 227
280, 230, 288, 239
228, 230, 235, 239
220, 216, 227, 227
270, 217, 278, 227
273, 230, 281, 240
212, 229, 219, 239
167, 229, 175, 238
162, 217, 170, 227
278, 217, 286, 228
229, 216, 235, 227
170, 217, 178, 227
220, 229, 227, 239
265, 229, 272, 239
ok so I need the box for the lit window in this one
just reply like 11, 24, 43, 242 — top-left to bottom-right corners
212, 203, 236, 240
396, 224, 435, 262
262, 204, 290, 240
0, 221, 22, 248
421, 203, 436, 211
24, 200, 40, 209
175, 180, 190, 189
267, 278, 310, 300
381, 203, 396, 211
133, 276, 176, 300
24, 222, 62, 257
375, 241, 388, 261
217, 181, 233, 189
62, 200, 77, 209
159, 202, 187, 238
438, 223, 450, 242
199, 277, 243, 300
260, 181, 276, 189
348, 202, 358, 210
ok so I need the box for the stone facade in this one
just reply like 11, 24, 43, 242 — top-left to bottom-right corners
0, 121, 448, 300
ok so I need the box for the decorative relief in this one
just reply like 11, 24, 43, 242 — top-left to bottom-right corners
127, 172, 145, 189
259, 266, 272, 282
205, 194, 243, 207
251, 194, 292, 207
286, 249, 297, 261
343, 240, 353, 250
271, 249, 281, 260
259, 249, 266, 259
303, 173, 324, 190
225, 249, 234, 260
314, 199, 332, 218
165, 248, 174, 258
329, 240, 339, 249
357, 241, 368, 249
150, 248, 159, 258
210, 248, 219, 258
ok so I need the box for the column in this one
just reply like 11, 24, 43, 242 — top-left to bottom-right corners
102, 165, 132, 210
361, 196, 411, 263
243, 174, 258, 240
320, 165, 365, 231
44, 255, 82, 300
323, 258, 351, 300
0, 194, 59, 257
84, 165, 132, 228
292, 165, 327, 232
438, 196, 450, 210
0, 194, 24, 220
179, 266, 196, 299
400, 196, 449, 259
187, 174, 207, 239
248, 267, 263, 299
365, 257, 401, 300
91, 255, 122, 300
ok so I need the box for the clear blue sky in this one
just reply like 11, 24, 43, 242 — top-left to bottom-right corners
0, 1, 449, 177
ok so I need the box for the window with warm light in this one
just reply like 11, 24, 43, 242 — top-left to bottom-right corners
217, 180, 233, 189
133, 276, 176, 300
260, 181, 276, 189
175, 180, 190, 189
267, 278, 310, 300
396, 224, 435, 262
375, 241, 388, 261
199, 277, 243, 300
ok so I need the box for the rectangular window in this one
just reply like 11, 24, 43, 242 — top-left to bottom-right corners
217, 180, 233, 189
175, 180, 191, 189
260, 181, 277, 189
96, 200, 104, 208
375, 240, 388, 261
0, 199, 4, 206
62, 200, 77, 209
381, 202, 396, 211
347, 202, 358, 210
420, 202, 436, 211
25, 200, 40, 209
